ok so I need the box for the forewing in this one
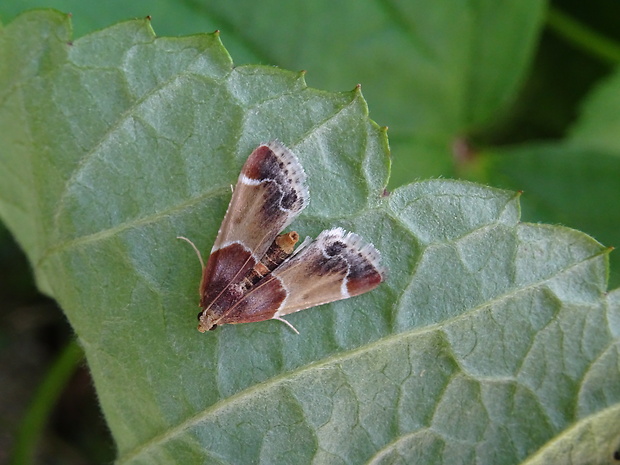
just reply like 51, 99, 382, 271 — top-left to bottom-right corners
199, 141, 308, 313
211, 140, 308, 254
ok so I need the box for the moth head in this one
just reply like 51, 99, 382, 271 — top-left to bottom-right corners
197, 310, 218, 332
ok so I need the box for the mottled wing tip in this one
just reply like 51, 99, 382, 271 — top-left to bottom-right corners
263, 139, 309, 211
317, 227, 387, 280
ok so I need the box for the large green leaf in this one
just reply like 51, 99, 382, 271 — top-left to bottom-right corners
1, 10, 619, 465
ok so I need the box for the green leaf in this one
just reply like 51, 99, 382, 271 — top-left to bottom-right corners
1, 10, 619, 465
568, 67, 620, 153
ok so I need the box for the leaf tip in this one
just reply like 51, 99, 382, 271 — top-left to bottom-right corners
351, 83, 365, 102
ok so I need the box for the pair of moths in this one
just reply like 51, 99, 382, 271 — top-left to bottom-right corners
180, 141, 385, 333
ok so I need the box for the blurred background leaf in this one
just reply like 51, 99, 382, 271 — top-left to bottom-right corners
1, 0, 620, 463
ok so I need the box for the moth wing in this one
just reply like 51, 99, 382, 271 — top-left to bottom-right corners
211, 140, 308, 254
227, 228, 385, 320
200, 140, 308, 308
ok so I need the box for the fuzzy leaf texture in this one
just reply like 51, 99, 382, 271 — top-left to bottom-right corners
1, 10, 619, 465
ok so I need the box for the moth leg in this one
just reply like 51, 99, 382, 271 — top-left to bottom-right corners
176, 236, 205, 270
273, 316, 300, 335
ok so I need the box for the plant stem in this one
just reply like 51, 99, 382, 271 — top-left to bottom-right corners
547, 6, 620, 65
10, 340, 83, 465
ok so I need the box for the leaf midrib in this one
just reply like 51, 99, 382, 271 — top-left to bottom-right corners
36, 185, 229, 269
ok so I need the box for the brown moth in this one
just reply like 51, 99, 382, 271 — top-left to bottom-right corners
179, 140, 385, 334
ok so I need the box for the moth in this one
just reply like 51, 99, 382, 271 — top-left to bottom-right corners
179, 140, 385, 334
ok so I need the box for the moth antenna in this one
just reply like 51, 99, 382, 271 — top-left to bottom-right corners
177, 236, 205, 269
273, 317, 300, 335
